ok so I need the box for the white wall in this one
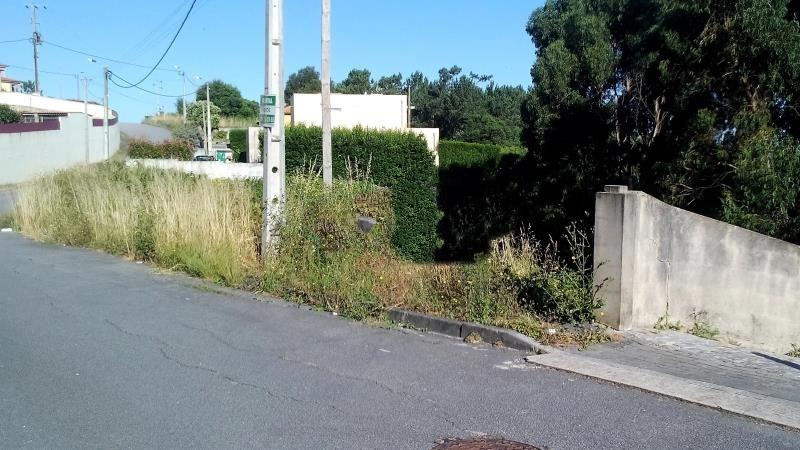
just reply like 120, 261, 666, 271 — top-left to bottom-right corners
594, 186, 800, 353
293, 93, 408, 130
0, 113, 120, 184
0, 92, 110, 118
128, 159, 262, 179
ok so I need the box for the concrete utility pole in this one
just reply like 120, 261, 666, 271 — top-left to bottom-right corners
175, 67, 187, 122
83, 74, 89, 163
26, 3, 43, 95
321, 0, 333, 187
262, 0, 286, 253
205, 83, 212, 156
153, 81, 164, 116
103, 67, 109, 160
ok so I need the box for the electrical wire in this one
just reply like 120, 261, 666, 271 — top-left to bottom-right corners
0, 38, 31, 44
112, 0, 198, 88
109, 71, 191, 97
5, 63, 76, 77
42, 41, 180, 73
121, 0, 194, 61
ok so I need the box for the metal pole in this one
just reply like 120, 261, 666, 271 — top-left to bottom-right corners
83, 75, 89, 163
262, 0, 286, 253
103, 67, 109, 159
321, 0, 333, 187
205, 83, 211, 156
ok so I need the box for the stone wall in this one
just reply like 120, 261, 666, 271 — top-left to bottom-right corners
594, 186, 800, 353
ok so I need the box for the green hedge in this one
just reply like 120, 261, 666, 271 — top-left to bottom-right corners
439, 140, 526, 168
128, 139, 194, 160
437, 140, 527, 260
285, 125, 438, 261
229, 129, 247, 162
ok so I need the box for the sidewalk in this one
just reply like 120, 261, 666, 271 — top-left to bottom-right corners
527, 329, 800, 429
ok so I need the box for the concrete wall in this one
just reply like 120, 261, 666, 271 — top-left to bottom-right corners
0, 92, 109, 118
128, 159, 262, 179
293, 93, 408, 129
594, 186, 800, 353
0, 113, 120, 184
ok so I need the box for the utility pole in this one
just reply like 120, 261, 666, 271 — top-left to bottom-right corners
153, 80, 164, 116
26, 3, 43, 95
176, 68, 187, 122
83, 74, 89, 163
262, 0, 286, 253
205, 83, 212, 156
103, 67, 109, 160
321, 0, 333, 187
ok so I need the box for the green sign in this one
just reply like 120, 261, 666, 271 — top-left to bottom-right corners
260, 95, 278, 127
261, 95, 277, 107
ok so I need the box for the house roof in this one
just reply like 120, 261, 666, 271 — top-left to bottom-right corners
1, 76, 21, 84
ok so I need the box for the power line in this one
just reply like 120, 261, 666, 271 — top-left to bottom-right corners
109, 71, 191, 97
113, 0, 198, 88
5, 63, 76, 77
0, 38, 31, 44
42, 40, 180, 73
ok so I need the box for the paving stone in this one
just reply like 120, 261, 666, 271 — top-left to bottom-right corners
569, 329, 800, 403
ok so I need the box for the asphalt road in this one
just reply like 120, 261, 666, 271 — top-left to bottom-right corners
119, 122, 172, 142
1, 233, 798, 449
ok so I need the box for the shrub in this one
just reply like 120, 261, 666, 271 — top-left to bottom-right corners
285, 125, 438, 261
438, 140, 526, 168
437, 141, 527, 260
173, 123, 202, 144
229, 128, 248, 161
263, 172, 399, 319
489, 225, 602, 324
128, 138, 194, 160
0, 105, 21, 124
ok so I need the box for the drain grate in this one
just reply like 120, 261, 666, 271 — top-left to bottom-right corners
431, 437, 540, 449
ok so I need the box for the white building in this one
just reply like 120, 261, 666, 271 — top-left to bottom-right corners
291, 93, 439, 164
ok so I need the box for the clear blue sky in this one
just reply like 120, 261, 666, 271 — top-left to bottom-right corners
1, 0, 542, 121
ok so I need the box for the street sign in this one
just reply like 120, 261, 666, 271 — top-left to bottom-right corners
260, 95, 278, 127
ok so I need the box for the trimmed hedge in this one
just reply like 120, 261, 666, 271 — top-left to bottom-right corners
128, 138, 194, 160
285, 125, 438, 261
229, 128, 247, 162
437, 140, 527, 260
439, 140, 526, 168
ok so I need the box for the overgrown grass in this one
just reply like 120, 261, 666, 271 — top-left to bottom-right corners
15, 164, 608, 348
15, 163, 259, 285
787, 344, 800, 358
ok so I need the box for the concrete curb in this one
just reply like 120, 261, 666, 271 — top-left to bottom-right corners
528, 352, 800, 431
386, 309, 553, 354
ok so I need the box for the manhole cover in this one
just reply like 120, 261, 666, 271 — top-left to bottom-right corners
431, 437, 540, 450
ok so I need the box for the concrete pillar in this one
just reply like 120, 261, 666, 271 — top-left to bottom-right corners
247, 127, 261, 163
594, 185, 633, 329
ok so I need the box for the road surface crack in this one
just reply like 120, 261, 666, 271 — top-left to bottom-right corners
278, 354, 461, 431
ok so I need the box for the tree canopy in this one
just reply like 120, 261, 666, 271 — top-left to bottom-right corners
186, 101, 221, 136
196, 80, 258, 118
285, 66, 322, 103
284, 65, 527, 147
520, 0, 800, 243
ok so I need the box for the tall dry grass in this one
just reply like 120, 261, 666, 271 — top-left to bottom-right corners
14, 163, 259, 284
